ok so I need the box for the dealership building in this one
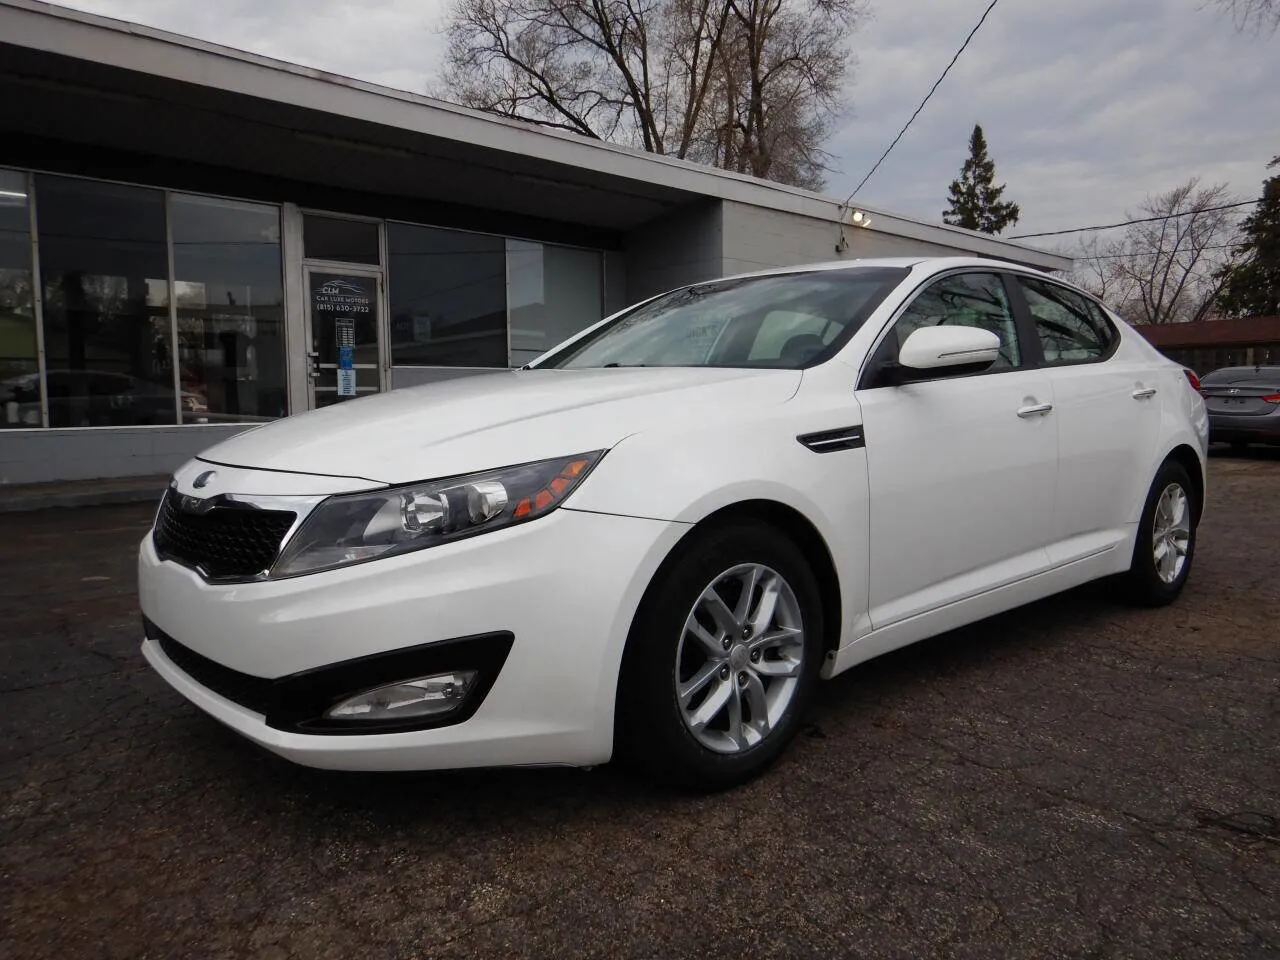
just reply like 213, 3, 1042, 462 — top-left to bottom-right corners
0, 0, 1069, 485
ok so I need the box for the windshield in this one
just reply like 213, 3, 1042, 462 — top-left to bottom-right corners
539, 267, 909, 370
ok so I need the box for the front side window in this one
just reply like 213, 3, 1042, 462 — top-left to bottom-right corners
1019, 277, 1116, 364
541, 267, 908, 369
891, 272, 1021, 370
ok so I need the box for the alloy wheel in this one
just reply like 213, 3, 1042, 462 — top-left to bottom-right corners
1152, 482, 1191, 584
675, 563, 806, 754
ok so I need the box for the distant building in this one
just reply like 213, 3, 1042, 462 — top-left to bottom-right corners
1133, 316, 1280, 374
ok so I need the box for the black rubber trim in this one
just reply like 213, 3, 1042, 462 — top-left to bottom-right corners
797, 426, 865, 453
145, 618, 514, 735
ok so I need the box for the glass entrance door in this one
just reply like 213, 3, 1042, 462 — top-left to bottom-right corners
304, 267, 386, 408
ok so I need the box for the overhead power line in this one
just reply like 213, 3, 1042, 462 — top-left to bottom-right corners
1009, 200, 1256, 239
1078, 241, 1248, 261
841, 0, 1002, 207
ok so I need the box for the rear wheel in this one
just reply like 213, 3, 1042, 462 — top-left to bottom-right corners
614, 521, 824, 791
1121, 460, 1197, 606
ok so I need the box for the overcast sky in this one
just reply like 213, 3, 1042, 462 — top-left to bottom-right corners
50, 0, 1280, 250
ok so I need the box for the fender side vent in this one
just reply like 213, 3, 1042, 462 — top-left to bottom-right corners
798, 426, 865, 453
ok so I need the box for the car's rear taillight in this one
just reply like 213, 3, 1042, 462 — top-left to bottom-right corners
1262, 393, 1280, 403
1183, 369, 1203, 394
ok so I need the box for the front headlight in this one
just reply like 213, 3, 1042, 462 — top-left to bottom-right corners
272, 451, 604, 578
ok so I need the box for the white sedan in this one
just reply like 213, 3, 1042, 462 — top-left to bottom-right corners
138, 257, 1208, 790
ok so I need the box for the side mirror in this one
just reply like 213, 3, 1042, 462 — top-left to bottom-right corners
896, 325, 1001, 381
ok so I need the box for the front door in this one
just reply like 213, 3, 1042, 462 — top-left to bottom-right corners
304, 267, 386, 408
856, 271, 1059, 628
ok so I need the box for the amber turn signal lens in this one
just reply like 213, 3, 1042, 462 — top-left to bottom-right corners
511, 458, 594, 520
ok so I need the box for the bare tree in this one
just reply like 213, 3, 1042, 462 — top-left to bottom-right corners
1068, 234, 1127, 304
437, 0, 866, 188
1213, 0, 1280, 35
1069, 179, 1242, 325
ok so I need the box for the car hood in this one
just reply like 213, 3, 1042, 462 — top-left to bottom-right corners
197, 367, 803, 485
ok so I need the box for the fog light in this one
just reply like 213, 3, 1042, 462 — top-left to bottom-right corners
324, 670, 478, 721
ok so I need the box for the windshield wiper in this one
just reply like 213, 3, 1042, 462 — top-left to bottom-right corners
601, 362, 646, 368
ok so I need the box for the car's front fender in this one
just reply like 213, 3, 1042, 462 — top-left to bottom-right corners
568, 405, 873, 650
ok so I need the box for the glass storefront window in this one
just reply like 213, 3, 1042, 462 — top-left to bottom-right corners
171, 194, 287, 423
508, 240, 603, 367
387, 223, 507, 367
0, 169, 39, 427
5, 169, 619, 428
36, 175, 175, 428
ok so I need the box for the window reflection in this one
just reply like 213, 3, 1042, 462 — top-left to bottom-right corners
172, 194, 286, 422
0, 169, 38, 427
36, 175, 176, 427
1019, 277, 1115, 365
508, 240, 602, 367
387, 223, 507, 367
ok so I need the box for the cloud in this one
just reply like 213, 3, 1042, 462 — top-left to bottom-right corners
829, 0, 1280, 240
50, 0, 1280, 243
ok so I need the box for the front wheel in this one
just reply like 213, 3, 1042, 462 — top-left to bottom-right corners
1121, 460, 1197, 606
614, 521, 824, 791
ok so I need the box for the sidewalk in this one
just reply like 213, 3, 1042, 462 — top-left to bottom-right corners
0, 474, 169, 513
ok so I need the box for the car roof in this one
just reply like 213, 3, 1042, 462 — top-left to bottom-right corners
704, 256, 1114, 311
714, 256, 1055, 283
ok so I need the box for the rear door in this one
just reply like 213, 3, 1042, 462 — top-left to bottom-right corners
1008, 275, 1161, 562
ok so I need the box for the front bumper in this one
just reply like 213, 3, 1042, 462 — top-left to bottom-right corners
139, 506, 687, 771
1208, 409, 1280, 444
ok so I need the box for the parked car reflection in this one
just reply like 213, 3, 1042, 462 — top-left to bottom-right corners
0, 369, 210, 427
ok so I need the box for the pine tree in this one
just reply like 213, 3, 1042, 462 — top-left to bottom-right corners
943, 124, 1021, 235
1217, 156, 1280, 318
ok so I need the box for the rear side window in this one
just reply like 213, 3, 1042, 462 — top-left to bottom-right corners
1018, 277, 1117, 364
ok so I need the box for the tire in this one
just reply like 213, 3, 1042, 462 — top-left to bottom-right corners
1121, 460, 1197, 607
614, 520, 825, 791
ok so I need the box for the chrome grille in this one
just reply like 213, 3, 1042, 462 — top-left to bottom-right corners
153, 488, 296, 580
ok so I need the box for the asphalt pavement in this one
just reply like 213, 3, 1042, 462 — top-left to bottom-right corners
2, 452, 1278, 959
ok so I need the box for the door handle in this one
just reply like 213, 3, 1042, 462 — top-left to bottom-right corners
1132, 387, 1158, 399
1017, 402, 1053, 418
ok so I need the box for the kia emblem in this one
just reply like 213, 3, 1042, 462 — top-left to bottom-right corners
192, 470, 217, 490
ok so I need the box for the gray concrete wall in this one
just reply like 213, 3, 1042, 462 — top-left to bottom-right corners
720, 200, 972, 276
623, 202, 724, 303
0, 425, 254, 485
